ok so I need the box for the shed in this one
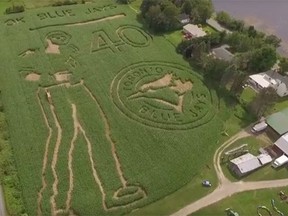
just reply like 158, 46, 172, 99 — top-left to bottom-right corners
229, 153, 262, 177
257, 154, 272, 165
177, 13, 190, 25
206, 18, 231, 33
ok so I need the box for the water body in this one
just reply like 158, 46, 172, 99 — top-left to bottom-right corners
212, 0, 288, 56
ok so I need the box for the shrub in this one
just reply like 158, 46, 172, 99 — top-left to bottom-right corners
5, 5, 24, 14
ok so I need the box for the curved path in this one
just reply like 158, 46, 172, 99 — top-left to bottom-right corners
172, 127, 288, 216
0, 185, 7, 216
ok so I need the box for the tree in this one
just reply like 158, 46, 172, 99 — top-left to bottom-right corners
230, 70, 246, 96
181, 0, 192, 14
141, 0, 180, 32
117, 0, 135, 4
140, 0, 160, 15
279, 57, 288, 74
216, 11, 231, 26
201, 56, 230, 81
187, 0, 214, 24
247, 45, 277, 72
249, 87, 278, 117
265, 34, 282, 48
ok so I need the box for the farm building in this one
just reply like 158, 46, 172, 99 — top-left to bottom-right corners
177, 13, 190, 25
248, 70, 288, 97
229, 153, 272, 177
211, 45, 234, 62
206, 18, 231, 33
266, 108, 288, 139
273, 133, 288, 156
183, 24, 206, 38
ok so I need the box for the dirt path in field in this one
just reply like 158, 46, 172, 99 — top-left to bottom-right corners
171, 127, 288, 216
45, 39, 60, 54
36, 89, 53, 216
66, 14, 126, 27
65, 104, 79, 212
83, 84, 127, 187
48, 91, 63, 215
25, 72, 40, 81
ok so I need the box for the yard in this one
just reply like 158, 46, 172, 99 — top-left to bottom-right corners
193, 187, 288, 215
221, 136, 288, 182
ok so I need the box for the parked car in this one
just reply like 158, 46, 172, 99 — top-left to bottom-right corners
202, 180, 212, 187
251, 121, 268, 133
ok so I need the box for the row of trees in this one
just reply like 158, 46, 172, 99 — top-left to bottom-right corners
139, 0, 214, 32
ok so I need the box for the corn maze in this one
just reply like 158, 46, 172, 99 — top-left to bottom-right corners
0, 0, 225, 215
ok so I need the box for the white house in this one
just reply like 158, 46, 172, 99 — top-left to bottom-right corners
248, 70, 288, 97
183, 24, 206, 38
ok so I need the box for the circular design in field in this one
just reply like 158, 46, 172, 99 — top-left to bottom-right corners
111, 62, 217, 130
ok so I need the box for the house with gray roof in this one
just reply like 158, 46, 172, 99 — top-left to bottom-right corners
229, 153, 262, 177
248, 70, 288, 97
211, 45, 234, 62
206, 18, 231, 34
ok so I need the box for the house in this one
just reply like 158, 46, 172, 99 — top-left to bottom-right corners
266, 108, 288, 138
206, 18, 232, 34
248, 70, 288, 97
177, 13, 190, 25
211, 45, 234, 62
229, 153, 262, 177
273, 133, 288, 156
229, 153, 272, 177
183, 24, 206, 38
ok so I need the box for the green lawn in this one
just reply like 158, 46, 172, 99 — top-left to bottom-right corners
193, 187, 288, 216
164, 30, 184, 47
268, 99, 288, 115
130, 0, 142, 13
239, 86, 257, 106
221, 136, 288, 182
130, 162, 217, 216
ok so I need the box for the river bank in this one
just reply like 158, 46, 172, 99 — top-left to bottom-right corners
213, 0, 288, 56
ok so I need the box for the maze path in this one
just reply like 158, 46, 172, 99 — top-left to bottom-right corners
36, 89, 53, 216
36, 81, 146, 215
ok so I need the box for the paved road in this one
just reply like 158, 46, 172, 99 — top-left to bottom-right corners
0, 185, 7, 216
171, 127, 288, 216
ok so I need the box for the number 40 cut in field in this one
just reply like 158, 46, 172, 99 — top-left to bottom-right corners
91, 26, 152, 53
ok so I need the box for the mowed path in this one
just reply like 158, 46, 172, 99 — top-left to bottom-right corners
0, 185, 7, 216
171, 127, 288, 216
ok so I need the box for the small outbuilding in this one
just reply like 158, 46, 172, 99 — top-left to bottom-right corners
206, 18, 231, 34
183, 24, 206, 38
177, 13, 190, 25
229, 153, 262, 177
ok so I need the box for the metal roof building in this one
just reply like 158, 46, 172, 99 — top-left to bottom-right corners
206, 18, 231, 33
267, 108, 288, 135
229, 153, 262, 177
274, 133, 288, 155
